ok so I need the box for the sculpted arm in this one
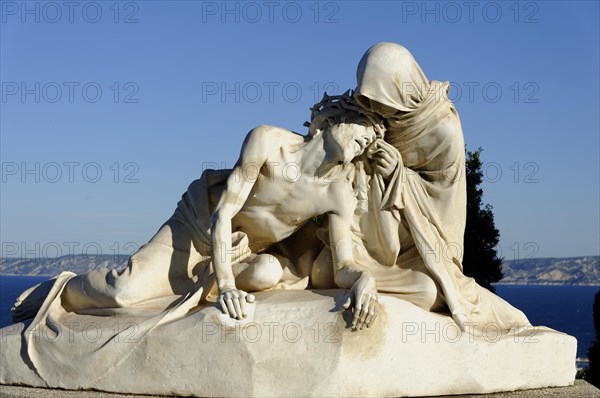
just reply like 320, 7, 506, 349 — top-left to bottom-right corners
329, 206, 379, 330
211, 127, 271, 319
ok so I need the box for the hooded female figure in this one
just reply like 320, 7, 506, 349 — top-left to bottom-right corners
344, 42, 528, 332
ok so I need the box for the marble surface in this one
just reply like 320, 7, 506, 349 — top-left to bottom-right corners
1, 290, 577, 397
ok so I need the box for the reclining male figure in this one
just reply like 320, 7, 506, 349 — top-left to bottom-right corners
12, 108, 382, 331
212, 109, 381, 330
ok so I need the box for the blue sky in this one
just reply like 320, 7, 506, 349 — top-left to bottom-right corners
1, 1, 598, 261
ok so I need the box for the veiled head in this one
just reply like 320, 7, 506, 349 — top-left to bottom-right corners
355, 42, 430, 114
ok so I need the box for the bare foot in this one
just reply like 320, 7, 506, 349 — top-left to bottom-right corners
11, 278, 56, 323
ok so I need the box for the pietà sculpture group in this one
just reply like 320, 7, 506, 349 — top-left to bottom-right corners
0, 43, 576, 397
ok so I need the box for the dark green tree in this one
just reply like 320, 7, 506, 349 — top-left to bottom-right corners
586, 290, 600, 387
462, 148, 504, 292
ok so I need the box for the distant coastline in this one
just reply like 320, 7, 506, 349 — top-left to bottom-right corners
495, 282, 600, 286
500, 256, 599, 285
1, 255, 598, 285
0, 255, 129, 278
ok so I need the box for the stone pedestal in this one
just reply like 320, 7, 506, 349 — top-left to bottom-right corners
0, 290, 577, 397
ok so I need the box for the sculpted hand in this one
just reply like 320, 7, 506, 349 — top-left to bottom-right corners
368, 139, 400, 179
218, 287, 255, 320
342, 272, 380, 330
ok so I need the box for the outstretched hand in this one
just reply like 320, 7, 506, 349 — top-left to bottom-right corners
342, 272, 380, 330
218, 288, 255, 320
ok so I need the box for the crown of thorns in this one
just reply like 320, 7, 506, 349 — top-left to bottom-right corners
304, 90, 385, 137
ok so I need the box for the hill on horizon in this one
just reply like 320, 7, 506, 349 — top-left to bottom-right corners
0, 255, 129, 277
500, 256, 599, 285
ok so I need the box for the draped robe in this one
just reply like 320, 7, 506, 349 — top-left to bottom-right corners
346, 42, 528, 331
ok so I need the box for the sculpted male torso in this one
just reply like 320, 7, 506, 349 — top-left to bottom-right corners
230, 126, 355, 251
211, 118, 382, 328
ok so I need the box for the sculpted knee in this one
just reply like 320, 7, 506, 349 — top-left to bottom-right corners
419, 278, 445, 312
248, 254, 283, 291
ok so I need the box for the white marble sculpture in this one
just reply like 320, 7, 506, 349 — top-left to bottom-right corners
1, 42, 576, 397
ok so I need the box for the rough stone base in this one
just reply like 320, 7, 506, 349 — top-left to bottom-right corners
1, 381, 598, 398
0, 290, 577, 397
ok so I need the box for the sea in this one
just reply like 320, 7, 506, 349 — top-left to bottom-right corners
0, 275, 597, 368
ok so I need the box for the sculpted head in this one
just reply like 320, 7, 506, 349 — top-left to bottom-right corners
355, 42, 430, 115
324, 114, 377, 163
307, 91, 385, 163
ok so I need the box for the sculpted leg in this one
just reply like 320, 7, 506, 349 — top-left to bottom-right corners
61, 219, 206, 310
376, 247, 446, 312
233, 253, 283, 292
